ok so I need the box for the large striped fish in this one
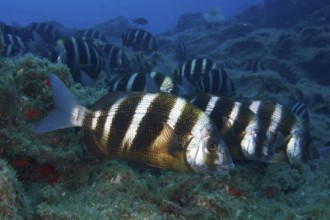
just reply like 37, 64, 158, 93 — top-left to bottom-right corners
185, 93, 273, 161
34, 74, 234, 174
244, 100, 320, 164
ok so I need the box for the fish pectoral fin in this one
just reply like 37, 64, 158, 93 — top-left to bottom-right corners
150, 122, 181, 156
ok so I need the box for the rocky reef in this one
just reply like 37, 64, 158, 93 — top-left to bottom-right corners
0, 0, 329, 219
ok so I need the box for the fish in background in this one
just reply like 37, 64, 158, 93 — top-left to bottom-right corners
2, 33, 27, 57
54, 36, 105, 83
240, 58, 265, 72
34, 74, 234, 175
74, 29, 108, 43
244, 100, 320, 164
195, 68, 235, 97
173, 57, 218, 85
122, 29, 157, 51
175, 39, 187, 63
0, 22, 28, 43
108, 71, 180, 94
25, 22, 60, 44
101, 43, 130, 72
132, 18, 149, 25
108, 72, 159, 93
185, 93, 273, 161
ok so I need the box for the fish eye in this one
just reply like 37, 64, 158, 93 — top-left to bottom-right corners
207, 141, 218, 152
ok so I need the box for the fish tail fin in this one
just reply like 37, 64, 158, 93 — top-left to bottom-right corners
34, 74, 88, 133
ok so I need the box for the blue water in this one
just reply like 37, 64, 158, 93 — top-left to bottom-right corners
0, 0, 263, 33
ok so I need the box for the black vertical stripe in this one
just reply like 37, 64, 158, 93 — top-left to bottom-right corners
218, 69, 225, 94
129, 94, 177, 153
278, 107, 298, 136
250, 101, 275, 135
173, 100, 201, 144
104, 95, 145, 155
131, 73, 147, 91
184, 59, 193, 81
187, 94, 211, 112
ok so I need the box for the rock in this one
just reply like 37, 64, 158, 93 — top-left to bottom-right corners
302, 50, 330, 85
175, 13, 205, 32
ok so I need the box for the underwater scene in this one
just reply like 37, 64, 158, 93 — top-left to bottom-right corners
0, 0, 330, 219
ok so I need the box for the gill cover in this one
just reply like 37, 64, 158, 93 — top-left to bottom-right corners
185, 127, 234, 175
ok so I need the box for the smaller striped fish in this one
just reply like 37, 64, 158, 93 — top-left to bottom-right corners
34, 74, 234, 175
122, 29, 157, 51
102, 44, 130, 69
195, 68, 235, 97
25, 22, 60, 44
173, 57, 218, 85
54, 36, 105, 82
185, 93, 273, 161
175, 39, 187, 62
108, 72, 180, 94
2, 34, 27, 57
244, 100, 320, 164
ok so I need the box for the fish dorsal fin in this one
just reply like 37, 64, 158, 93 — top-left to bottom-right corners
150, 122, 181, 156
91, 92, 129, 110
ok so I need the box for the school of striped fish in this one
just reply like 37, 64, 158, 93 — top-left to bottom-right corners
1, 20, 328, 175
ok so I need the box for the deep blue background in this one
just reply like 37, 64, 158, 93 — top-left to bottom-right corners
0, 0, 263, 33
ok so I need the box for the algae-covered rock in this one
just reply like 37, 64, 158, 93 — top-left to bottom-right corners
0, 159, 31, 219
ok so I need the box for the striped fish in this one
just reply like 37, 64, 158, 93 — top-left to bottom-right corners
175, 39, 187, 63
108, 72, 180, 94
75, 29, 108, 43
195, 68, 235, 97
102, 44, 130, 69
55, 36, 105, 82
122, 29, 157, 51
173, 57, 218, 85
245, 100, 320, 164
2, 33, 27, 57
34, 74, 234, 175
25, 22, 60, 43
185, 93, 273, 161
